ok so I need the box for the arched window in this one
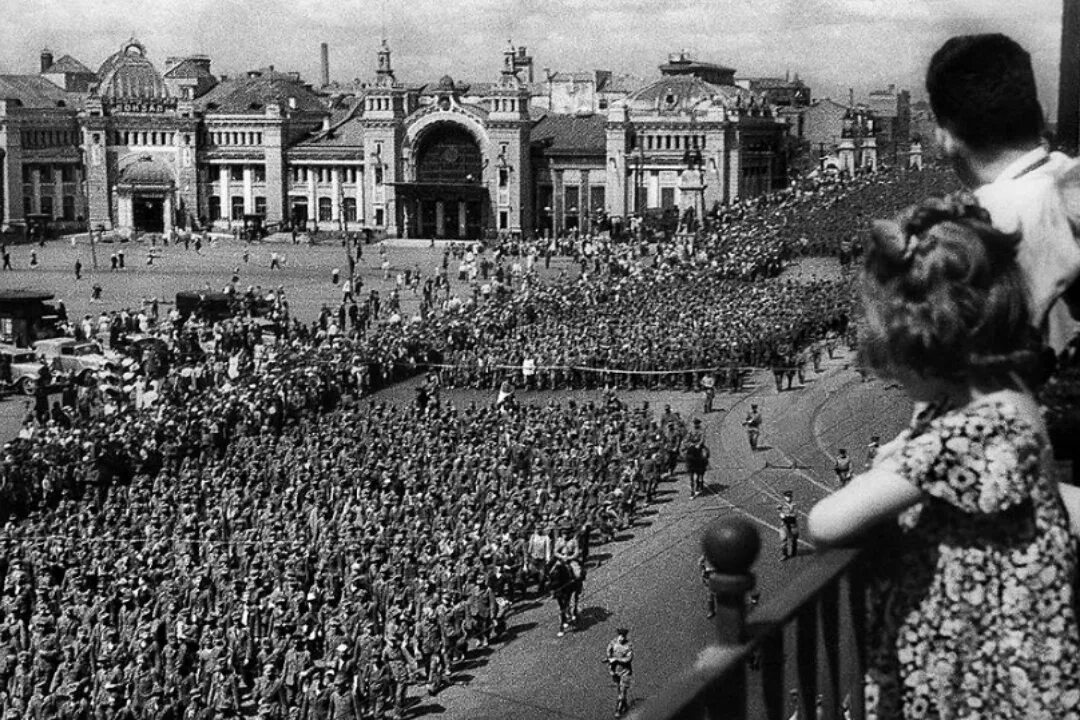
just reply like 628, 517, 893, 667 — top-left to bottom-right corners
415, 123, 483, 184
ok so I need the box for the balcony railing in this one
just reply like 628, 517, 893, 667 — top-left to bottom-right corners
632, 517, 866, 720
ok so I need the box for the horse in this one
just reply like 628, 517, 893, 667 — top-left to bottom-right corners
549, 557, 584, 637
684, 442, 709, 497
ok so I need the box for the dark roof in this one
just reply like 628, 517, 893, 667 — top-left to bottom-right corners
296, 100, 365, 147
744, 77, 806, 89
44, 54, 94, 76
196, 75, 326, 114
0, 75, 73, 108
659, 59, 735, 75
163, 58, 213, 80
531, 113, 605, 155
603, 73, 646, 93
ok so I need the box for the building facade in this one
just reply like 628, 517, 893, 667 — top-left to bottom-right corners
0, 40, 788, 239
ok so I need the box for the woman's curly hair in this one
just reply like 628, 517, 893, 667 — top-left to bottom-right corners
858, 192, 1040, 384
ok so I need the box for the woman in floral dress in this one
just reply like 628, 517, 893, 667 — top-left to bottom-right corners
809, 195, 1080, 719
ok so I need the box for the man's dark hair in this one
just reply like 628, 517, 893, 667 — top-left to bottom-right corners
926, 33, 1044, 151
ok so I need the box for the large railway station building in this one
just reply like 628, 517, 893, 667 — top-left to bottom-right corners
0, 39, 790, 239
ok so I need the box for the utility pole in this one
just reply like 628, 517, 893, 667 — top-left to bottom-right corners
1058, 0, 1080, 154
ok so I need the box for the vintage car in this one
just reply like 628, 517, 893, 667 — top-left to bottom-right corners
32, 337, 121, 382
0, 342, 48, 395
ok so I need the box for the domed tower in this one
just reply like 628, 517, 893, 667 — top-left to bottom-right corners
96, 39, 169, 101
82, 38, 197, 234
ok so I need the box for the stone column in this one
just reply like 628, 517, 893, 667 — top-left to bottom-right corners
458, 201, 467, 237
553, 169, 564, 234
243, 166, 254, 214
218, 166, 230, 228
331, 167, 342, 226
163, 194, 174, 234
356, 168, 365, 223
435, 201, 445, 238
118, 195, 132, 229
306, 169, 317, 230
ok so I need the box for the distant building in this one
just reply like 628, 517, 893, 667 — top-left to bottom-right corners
530, 70, 644, 115
867, 84, 911, 166
0, 40, 787, 239
737, 74, 811, 108
786, 84, 916, 174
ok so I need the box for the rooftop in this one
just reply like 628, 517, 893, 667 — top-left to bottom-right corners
196, 74, 326, 114
531, 112, 606, 155
0, 75, 73, 108
43, 54, 94, 76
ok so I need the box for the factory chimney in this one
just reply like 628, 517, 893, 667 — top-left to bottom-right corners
320, 42, 330, 87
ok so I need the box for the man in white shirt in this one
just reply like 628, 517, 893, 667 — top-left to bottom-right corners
927, 33, 1080, 357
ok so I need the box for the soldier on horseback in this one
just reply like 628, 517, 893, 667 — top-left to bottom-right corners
551, 524, 585, 636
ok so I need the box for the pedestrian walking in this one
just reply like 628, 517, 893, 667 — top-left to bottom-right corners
779, 490, 798, 560
74, 258, 82, 280
742, 404, 762, 451
1, 244, 10, 269
605, 628, 633, 716
29, 249, 38, 267
117, 249, 125, 269
833, 449, 852, 487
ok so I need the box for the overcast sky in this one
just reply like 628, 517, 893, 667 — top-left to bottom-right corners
0, 0, 1065, 113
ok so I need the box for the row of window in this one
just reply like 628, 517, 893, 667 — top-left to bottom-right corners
631, 134, 707, 152
207, 196, 360, 223
536, 185, 607, 215
216, 165, 267, 184
207, 131, 264, 147
21, 164, 79, 184
289, 167, 362, 184
21, 129, 78, 148
111, 130, 186, 147
23, 195, 78, 221
211, 165, 367, 186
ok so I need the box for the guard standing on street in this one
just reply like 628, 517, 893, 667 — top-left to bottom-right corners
833, 449, 852, 487
699, 554, 716, 618
779, 491, 799, 560
606, 627, 633, 716
701, 372, 716, 414
743, 405, 762, 451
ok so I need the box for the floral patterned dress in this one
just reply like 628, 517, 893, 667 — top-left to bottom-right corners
865, 398, 1080, 720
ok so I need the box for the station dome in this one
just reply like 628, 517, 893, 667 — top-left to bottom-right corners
96, 39, 169, 100
627, 75, 755, 114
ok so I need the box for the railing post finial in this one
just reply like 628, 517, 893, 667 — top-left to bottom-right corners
702, 517, 760, 645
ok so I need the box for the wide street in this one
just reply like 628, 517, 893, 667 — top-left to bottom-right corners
370, 345, 911, 720
0, 235, 908, 719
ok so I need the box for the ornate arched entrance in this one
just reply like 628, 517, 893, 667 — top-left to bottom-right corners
401, 121, 488, 239
116, 155, 175, 233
